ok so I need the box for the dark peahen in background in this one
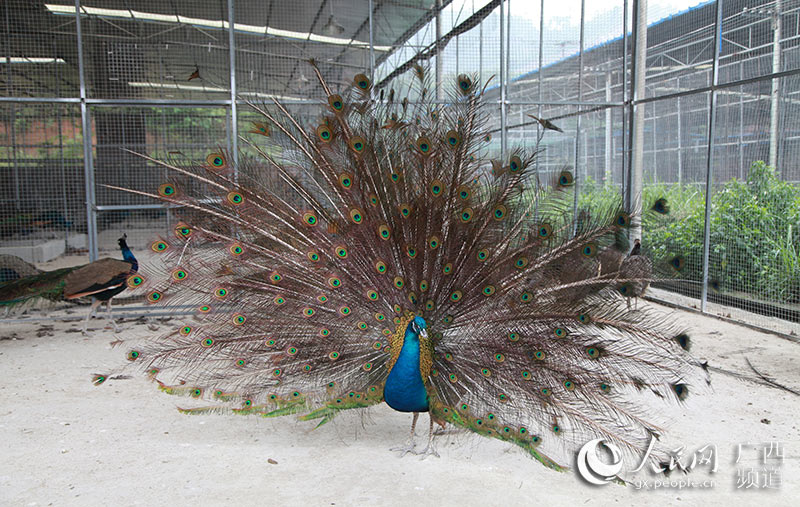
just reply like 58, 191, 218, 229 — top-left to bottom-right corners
99, 63, 708, 473
0, 235, 139, 334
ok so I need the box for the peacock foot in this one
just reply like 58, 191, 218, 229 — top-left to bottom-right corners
389, 442, 417, 458
414, 444, 440, 459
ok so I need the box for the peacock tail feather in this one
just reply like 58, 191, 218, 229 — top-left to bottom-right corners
101, 62, 708, 472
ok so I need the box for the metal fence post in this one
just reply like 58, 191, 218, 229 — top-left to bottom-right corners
499, 0, 506, 158
700, 0, 724, 312
75, 0, 98, 261
228, 0, 238, 168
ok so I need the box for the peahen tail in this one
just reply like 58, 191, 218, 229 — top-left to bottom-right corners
101, 62, 708, 472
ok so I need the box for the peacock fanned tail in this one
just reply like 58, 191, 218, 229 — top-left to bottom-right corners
101, 63, 708, 472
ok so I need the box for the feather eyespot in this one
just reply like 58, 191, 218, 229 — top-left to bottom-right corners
457, 74, 473, 94
430, 179, 444, 196
428, 236, 440, 249
226, 191, 244, 205
158, 183, 176, 197
419, 280, 429, 292
249, 122, 270, 137
425, 299, 434, 311
316, 124, 333, 142
302, 212, 318, 226
460, 208, 473, 223
348, 136, 366, 154
537, 223, 553, 238
476, 249, 489, 262
514, 256, 529, 269
442, 263, 453, 275
174, 223, 192, 239
533, 350, 546, 361
232, 314, 246, 326
127, 275, 144, 288
171, 270, 187, 282
415, 137, 432, 156
482, 285, 496, 296
670, 255, 686, 272
339, 173, 354, 189
146, 291, 161, 303
393, 277, 404, 289
581, 243, 597, 257
353, 73, 371, 90
553, 327, 568, 338
558, 170, 574, 187
450, 290, 463, 302
398, 204, 412, 218
563, 380, 575, 391
614, 212, 631, 227
520, 291, 532, 303
274, 296, 286, 305
377, 224, 391, 240
509, 155, 523, 173
375, 260, 387, 274
493, 205, 507, 221
445, 130, 461, 149
328, 94, 344, 112
206, 153, 227, 170
151, 240, 168, 253
600, 383, 611, 393
652, 198, 669, 214
230, 244, 244, 256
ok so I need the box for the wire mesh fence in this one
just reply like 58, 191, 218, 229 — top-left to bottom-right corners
0, 0, 798, 336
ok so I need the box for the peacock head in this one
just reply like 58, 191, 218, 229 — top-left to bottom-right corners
118, 233, 128, 248
408, 316, 428, 339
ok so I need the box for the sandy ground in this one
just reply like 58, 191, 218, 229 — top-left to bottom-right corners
1, 302, 799, 507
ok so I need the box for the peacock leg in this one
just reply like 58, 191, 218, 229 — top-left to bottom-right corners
82, 299, 102, 335
390, 411, 419, 457
414, 412, 440, 459
106, 299, 120, 333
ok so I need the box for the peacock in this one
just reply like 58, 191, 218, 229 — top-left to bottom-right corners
97, 62, 708, 473
0, 235, 138, 333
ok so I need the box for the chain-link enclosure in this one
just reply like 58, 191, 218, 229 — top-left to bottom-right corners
1, 0, 798, 336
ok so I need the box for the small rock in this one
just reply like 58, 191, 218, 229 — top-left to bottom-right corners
761, 418, 771, 424
268, 458, 278, 465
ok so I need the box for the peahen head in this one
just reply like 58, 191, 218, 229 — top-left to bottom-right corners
407, 315, 428, 340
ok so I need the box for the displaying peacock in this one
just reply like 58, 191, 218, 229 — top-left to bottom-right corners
0, 235, 138, 333
98, 63, 708, 473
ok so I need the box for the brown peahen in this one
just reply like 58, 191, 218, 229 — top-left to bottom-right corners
98, 63, 708, 473
0, 235, 138, 333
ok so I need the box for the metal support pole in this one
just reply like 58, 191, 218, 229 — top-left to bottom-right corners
478, 0, 483, 84
500, 0, 507, 158
534, 0, 544, 190
75, 0, 98, 261
701, 0, 724, 312
369, 0, 375, 80
604, 71, 612, 183
435, 0, 443, 102
627, 0, 647, 241
622, 0, 629, 200
769, 0, 782, 168
572, 0, 585, 232
227, 0, 238, 168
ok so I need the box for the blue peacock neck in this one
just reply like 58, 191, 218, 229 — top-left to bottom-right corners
384, 317, 430, 413
119, 239, 138, 272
